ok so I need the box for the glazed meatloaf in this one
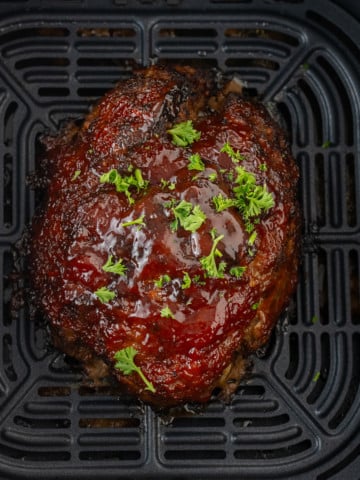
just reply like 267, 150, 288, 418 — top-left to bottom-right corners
29, 65, 301, 408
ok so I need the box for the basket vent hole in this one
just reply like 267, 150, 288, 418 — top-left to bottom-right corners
38, 386, 72, 397
2, 334, 17, 381
77, 27, 136, 38
233, 413, 289, 428
345, 154, 357, 227
328, 333, 360, 430
79, 449, 141, 461
2, 153, 13, 229
164, 449, 226, 460
225, 57, 280, 71
306, 333, 330, 404
38, 87, 70, 97
79, 417, 140, 428
224, 27, 299, 46
234, 439, 311, 459
14, 415, 71, 429
285, 332, 299, 380
159, 28, 217, 38
350, 250, 360, 325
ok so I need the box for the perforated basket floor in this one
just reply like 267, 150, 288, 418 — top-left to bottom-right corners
0, 1, 359, 479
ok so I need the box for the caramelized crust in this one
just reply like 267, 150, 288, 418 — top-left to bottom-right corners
29, 65, 300, 407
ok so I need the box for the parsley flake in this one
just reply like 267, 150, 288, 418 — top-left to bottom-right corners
212, 193, 237, 212
167, 120, 201, 147
71, 170, 81, 181
102, 256, 127, 276
120, 215, 145, 229
170, 200, 206, 233
181, 271, 192, 289
114, 346, 155, 393
229, 266, 247, 278
100, 168, 148, 205
200, 232, 226, 279
208, 172, 218, 182
160, 305, 175, 319
221, 142, 245, 163
188, 153, 205, 171
160, 178, 176, 190
154, 274, 171, 288
94, 286, 116, 303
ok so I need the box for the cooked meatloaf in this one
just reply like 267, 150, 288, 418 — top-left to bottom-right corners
29, 65, 301, 408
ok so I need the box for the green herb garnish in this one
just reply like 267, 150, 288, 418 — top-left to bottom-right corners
154, 274, 171, 288
181, 271, 192, 289
71, 170, 81, 181
102, 256, 127, 276
167, 120, 201, 147
170, 199, 206, 233
221, 142, 245, 163
208, 172, 218, 182
229, 266, 247, 278
114, 346, 155, 393
313, 371, 321, 382
94, 286, 116, 303
200, 231, 226, 279
233, 166, 274, 219
212, 193, 237, 212
160, 305, 175, 319
160, 178, 176, 190
100, 168, 148, 204
188, 153, 205, 171
120, 215, 145, 229
248, 231, 257, 246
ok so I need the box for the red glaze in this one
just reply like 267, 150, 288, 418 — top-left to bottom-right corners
29, 66, 300, 406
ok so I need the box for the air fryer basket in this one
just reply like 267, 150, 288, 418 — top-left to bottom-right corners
0, 1, 359, 479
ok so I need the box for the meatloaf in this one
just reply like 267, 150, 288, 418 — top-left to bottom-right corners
29, 65, 301, 408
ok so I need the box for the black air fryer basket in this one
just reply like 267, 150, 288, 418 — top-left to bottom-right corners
0, 1, 359, 479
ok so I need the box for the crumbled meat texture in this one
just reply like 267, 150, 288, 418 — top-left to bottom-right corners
29, 65, 301, 408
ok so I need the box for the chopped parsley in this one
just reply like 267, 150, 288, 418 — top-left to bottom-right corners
221, 142, 245, 163
71, 170, 81, 181
212, 193, 237, 212
154, 274, 171, 288
259, 163, 268, 172
181, 271, 192, 289
311, 315, 319, 325
160, 178, 176, 190
200, 231, 226, 279
94, 286, 116, 303
212, 165, 274, 240
160, 305, 175, 319
114, 346, 155, 393
170, 199, 206, 233
120, 215, 145, 229
188, 153, 205, 171
208, 172, 218, 182
102, 256, 127, 276
100, 168, 148, 205
234, 167, 274, 219
167, 120, 201, 147
248, 231, 257, 246
229, 266, 247, 278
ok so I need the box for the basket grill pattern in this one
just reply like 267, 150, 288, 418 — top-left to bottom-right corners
0, 1, 359, 478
